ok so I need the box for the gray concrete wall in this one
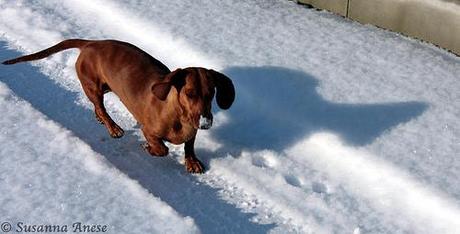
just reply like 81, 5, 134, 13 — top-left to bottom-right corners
295, 0, 460, 56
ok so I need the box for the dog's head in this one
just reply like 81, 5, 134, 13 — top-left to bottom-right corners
152, 67, 235, 130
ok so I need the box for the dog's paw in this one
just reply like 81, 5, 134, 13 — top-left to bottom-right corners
185, 157, 204, 174
109, 125, 124, 138
141, 142, 168, 157
95, 114, 104, 124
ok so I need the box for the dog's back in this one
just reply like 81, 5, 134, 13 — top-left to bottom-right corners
74, 40, 176, 124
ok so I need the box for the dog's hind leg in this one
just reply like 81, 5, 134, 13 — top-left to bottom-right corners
76, 71, 124, 138
94, 84, 111, 125
92, 92, 124, 138
86, 86, 124, 138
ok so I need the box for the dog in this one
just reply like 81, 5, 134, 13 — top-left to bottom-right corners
2, 39, 235, 173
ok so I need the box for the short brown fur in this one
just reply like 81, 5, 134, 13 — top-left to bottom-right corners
2, 39, 235, 173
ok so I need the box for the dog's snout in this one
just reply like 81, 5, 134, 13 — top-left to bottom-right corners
199, 115, 213, 129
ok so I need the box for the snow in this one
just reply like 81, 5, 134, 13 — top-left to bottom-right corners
0, 81, 198, 233
1, 0, 460, 233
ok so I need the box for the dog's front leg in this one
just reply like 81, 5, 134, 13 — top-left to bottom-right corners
142, 133, 169, 157
184, 136, 204, 173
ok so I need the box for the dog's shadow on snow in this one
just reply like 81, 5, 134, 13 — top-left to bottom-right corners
202, 66, 427, 157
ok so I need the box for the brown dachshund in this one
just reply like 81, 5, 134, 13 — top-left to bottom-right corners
2, 39, 235, 173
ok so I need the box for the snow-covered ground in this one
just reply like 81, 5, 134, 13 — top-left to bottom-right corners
0, 0, 459, 233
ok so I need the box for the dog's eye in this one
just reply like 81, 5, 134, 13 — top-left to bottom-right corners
185, 90, 197, 98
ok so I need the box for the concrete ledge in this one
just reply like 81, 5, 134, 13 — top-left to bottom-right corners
348, 0, 460, 55
295, 0, 460, 56
297, 0, 349, 17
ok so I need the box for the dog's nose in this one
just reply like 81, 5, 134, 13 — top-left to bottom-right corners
199, 115, 213, 129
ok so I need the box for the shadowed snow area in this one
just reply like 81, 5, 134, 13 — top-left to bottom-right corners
0, 50, 199, 233
1, 0, 460, 233
213, 66, 427, 150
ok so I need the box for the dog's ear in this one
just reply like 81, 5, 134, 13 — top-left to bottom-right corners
152, 68, 188, 100
152, 82, 171, 101
207, 69, 235, 109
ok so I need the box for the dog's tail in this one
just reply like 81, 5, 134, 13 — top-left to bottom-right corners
2, 39, 90, 65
